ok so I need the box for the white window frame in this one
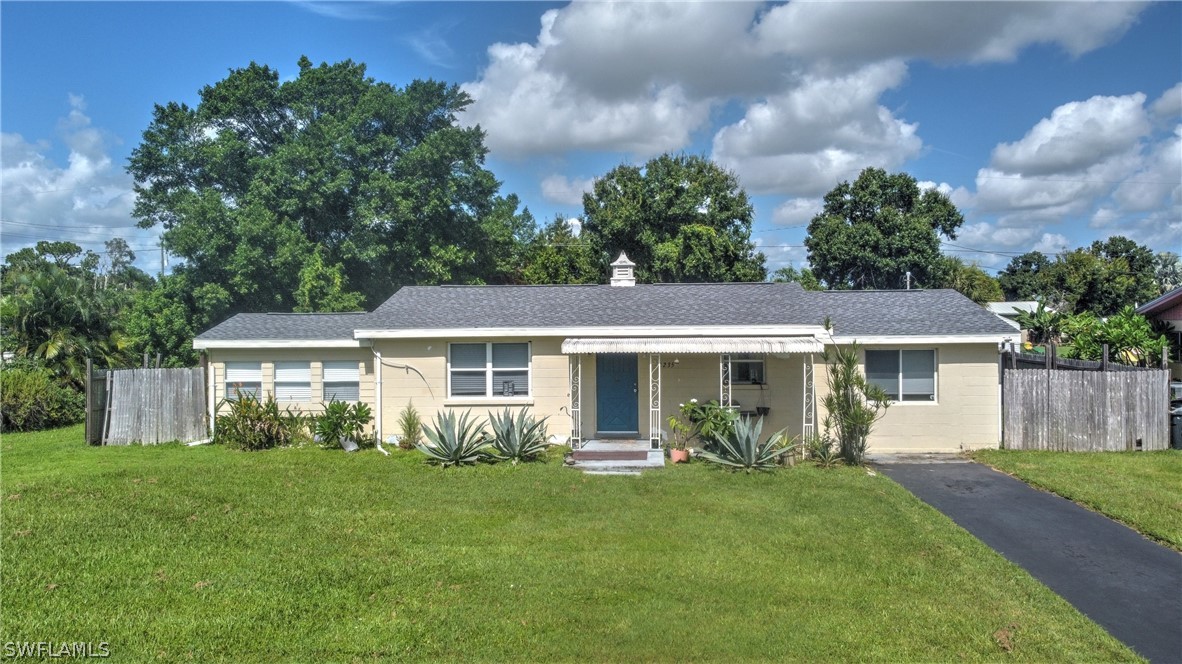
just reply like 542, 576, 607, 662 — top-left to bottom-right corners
274, 361, 312, 402
447, 342, 532, 399
322, 360, 360, 403
865, 349, 938, 405
731, 353, 766, 385
225, 362, 262, 401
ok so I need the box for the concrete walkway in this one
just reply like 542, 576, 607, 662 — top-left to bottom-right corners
878, 461, 1182, 664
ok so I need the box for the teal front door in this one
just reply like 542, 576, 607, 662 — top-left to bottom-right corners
596, 354, 638, 434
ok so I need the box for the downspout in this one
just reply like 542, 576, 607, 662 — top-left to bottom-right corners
369, 345, 435, 456
207, 351, 216, 438
373, 345, 388, 456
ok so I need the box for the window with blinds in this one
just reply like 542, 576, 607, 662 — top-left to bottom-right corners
865, 349, 936, 402
225, 362, 262, 401
274, 361, 311, 402
449, 342, 530, 398
323, 361, 360, 402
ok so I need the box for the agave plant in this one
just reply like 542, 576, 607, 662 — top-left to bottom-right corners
699, 416, 797, 473
487, 407, 549, 464
417, 410, 490, 467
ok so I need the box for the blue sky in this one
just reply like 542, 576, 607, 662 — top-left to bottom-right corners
2, 1, 1179, 279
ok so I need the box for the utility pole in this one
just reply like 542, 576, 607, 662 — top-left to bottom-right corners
158, 238, 166, 280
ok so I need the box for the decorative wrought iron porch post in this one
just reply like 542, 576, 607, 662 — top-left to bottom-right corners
720, 353, 733, 409
569, 354, 582, 449
648, 353, 661, 450
803, 354, 816, 440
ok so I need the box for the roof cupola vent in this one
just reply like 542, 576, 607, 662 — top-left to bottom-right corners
610, 251, 636, 287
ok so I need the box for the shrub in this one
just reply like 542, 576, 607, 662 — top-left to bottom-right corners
805, 433, 842, 469
682, 399, 738, 450
699, 416, 797, 473
821, 343, 889, 466
314, 400, 372, 450
488, 407, 549, 464
214, 394, 307, 451
417, 410, 489, 467
397, 402, 423, 450
0, 367, 84, 432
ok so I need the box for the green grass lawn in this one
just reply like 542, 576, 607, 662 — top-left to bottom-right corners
2, 426, 1137, 662
972, 448, 1182, 550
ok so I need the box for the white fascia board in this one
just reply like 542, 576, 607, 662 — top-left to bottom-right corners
193, 339, 369, 350
353, 325, 828, 340
826, 334, 1013, 346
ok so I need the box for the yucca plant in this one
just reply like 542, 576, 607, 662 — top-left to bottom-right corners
417, 410, 490, 467
699, 416, 797, 473
487, 407, 550, 464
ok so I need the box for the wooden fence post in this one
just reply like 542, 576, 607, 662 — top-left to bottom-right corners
85, 358, 93, 445
1102, 344, 1109, 372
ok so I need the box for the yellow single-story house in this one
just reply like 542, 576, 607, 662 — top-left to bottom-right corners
194, 254, 1017, 454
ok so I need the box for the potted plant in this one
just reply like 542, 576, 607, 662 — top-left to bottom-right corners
666, 402, 695, 464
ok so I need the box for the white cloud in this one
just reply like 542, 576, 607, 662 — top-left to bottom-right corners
970, 90, 1179, 255
754, 1, 1144, 66
990, 93, 1149, 176
771, 198, 823, 227
919, 180, 974, 210
292, 1, 388, 21
1033, 233, 1071, 255
1150, 82, 1182, 121
0, 96, 154, 268
462, 5, 736, 158
540, 174, 595, 207
711, 61, 921, 196
1110, 128, 1181, 212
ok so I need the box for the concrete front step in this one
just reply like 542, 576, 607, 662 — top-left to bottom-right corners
568, 440, 666, 474
570, 449, 649, 461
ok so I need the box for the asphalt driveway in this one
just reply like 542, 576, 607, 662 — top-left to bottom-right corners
878, 460, 1182, 664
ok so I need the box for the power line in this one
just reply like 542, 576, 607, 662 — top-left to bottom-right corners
0, 219, 145, 230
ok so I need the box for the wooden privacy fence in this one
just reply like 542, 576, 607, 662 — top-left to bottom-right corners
88, 367, 208, 445
1003, 368, 1169, 451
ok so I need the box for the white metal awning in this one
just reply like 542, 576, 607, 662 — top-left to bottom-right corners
560, 336, 823, 354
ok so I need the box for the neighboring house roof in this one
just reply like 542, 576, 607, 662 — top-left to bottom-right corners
1135, 286, 1182, 318
194, 283, 1016, 346
985, 301, 1043, 318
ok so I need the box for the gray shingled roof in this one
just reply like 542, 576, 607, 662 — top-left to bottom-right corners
364, 282, 815, 329
196, 312, 368, 341
810, 289, 1017, 336
196, 282, 1016, 341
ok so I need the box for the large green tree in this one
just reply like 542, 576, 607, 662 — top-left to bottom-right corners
127, 57, 530, 361
998, 251, 1051, 301
805, 168, 964, 289
580, 154, 765, 283
0, 241, 147, 385
935, 256, 1003, 305
521, 217, 600, 285
128, 59, 524, 305
996, 236, 1159, 315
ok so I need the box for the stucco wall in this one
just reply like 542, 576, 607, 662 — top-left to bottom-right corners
812, 343, 1000, 453
374, 338, 573, 442
209, 340, 1001, 452
208, 348, 375, 423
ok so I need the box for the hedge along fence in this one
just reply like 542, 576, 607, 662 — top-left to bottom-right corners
102, 368, 208, 445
